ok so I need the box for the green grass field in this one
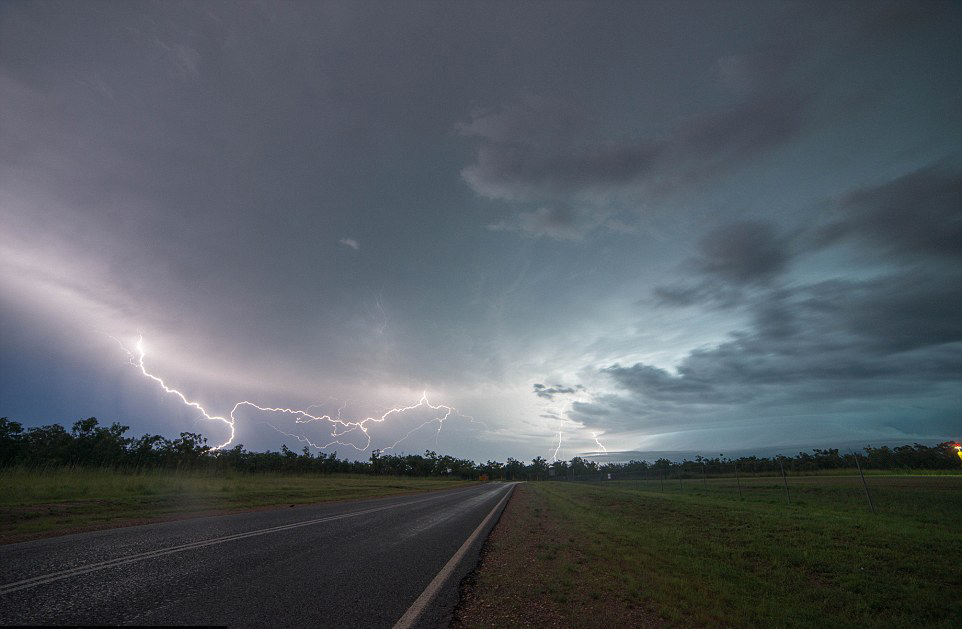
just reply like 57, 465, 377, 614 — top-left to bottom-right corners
0, 467, 475, 543
454, 475, 962, 629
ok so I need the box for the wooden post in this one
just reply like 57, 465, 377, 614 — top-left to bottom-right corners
703, 462, 708, 487
735, 462, 743, 500
852, 451, 876, 514
779, 458, 791, 505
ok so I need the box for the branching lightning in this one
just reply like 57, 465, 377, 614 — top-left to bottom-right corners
114, 335, 236, 449
115, 335, 472, 452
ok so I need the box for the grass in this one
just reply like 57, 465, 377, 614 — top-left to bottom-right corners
454, 475, 962, 629
0, 466, 475, 543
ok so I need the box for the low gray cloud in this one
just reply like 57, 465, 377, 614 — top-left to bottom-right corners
627, 159, 962, 441
533, 383, 582, 400
656, 163, 962, 310
816, 165, 962, 260
653, 220, 793, 309
459, 88, 804, 203
458, 76, 807, 240
692, 220, 793, 285
602, 268, 962, 424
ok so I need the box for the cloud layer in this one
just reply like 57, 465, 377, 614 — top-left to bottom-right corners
1, 1, 959, 460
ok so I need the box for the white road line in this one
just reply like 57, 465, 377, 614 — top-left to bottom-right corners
392, 483, 515, 629
0, 486, 481, 596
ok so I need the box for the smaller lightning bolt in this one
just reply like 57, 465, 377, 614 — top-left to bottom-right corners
248, 393, 468, 453
551, 416, 565, 462
544, 386, 594, 462
380, 394, 459, 452
592, 431, 608, 454
371, 294, 387, 337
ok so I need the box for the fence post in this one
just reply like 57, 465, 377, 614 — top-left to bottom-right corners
779, 458, 791, 505
852, 451, 875, 514
735, 462, 743, 500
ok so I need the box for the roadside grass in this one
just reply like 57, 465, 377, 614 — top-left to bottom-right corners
455, 476, 962, 629
0, 467, 474, 543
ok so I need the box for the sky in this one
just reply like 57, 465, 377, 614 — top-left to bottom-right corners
1, 0, 960, 462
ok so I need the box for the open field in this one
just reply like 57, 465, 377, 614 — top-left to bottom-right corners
453, 475, 962, 629
0, 467, 475, 543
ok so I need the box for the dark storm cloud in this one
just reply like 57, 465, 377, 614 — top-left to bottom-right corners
692, 221, 793, 284
602, 268, 962, 424
533, 383, 582, 400
629, 159, 962, 437
3, 0, 960, 458
653, 220, 793, 309
816, 165, 962, 260
638, 161, 962, 412
655, 163, 962, 309
458, 52, 806, 239
652, 284, 715, 308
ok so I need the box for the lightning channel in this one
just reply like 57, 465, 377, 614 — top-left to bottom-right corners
551, 416, 564, 462
113, 335, 236, 449
592, 431, 608, 454
116, 335, 472, 453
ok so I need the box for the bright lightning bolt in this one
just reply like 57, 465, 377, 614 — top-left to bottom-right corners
116, 335, 473, 453
114, 335, 236, 449
240, 393, 464, 452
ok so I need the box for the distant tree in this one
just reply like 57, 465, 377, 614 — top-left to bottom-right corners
0, 417, 24, 465
504, 457, 525, 480
529, 456, 549, 480
23, 423, 72, 466
169, 432, 210, 467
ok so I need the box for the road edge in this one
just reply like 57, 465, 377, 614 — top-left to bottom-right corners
392, 482, 517, 629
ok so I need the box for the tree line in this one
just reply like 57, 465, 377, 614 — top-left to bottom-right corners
0, 417, 958, 479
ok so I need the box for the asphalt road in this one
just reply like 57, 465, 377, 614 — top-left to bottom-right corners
0, 482, 515, 628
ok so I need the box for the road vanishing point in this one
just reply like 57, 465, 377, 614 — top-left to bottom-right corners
0, 482, 516, 628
